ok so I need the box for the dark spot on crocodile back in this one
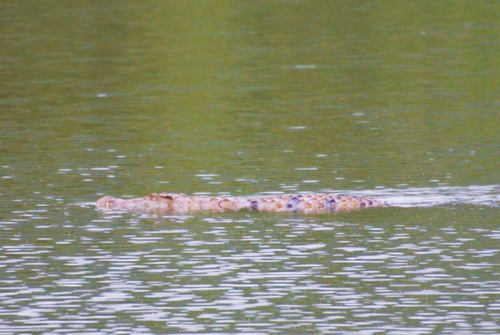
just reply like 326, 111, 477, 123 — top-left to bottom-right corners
287, 196, 301, 211
325, 197, 342, 211
325, 198, 337, 210
250, 200, 259, 211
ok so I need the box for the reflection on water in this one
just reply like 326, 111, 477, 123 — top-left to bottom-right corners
1, 188, 498, 334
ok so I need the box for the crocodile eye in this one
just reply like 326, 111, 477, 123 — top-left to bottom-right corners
158, 193, 174, 201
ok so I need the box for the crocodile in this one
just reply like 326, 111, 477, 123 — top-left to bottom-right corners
96, 192, 384, 214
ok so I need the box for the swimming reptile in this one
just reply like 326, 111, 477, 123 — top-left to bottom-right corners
96, 192, 384, 214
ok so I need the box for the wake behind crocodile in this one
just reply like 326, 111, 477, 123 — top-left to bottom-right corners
338, 184, 500, 208
95, 185, 499, 214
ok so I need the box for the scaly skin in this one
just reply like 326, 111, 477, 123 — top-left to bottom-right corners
96, 192, 384, 214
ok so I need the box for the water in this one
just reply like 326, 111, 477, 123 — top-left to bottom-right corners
1, 1, 499, 334
1, 199, 499, 334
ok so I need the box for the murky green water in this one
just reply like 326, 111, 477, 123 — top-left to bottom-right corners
1, 1, 499, 333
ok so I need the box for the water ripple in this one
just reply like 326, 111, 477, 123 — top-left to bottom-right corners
0, 192, 499, 334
